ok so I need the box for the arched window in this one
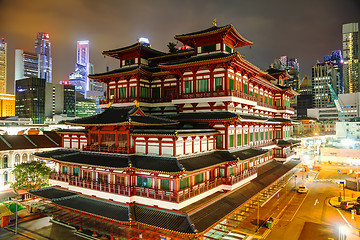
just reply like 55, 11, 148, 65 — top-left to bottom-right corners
22, 153, 28, 162
29, 154, 34, 161
15, 154, 21, 165
4, 172, 8, 185
3, 155, 8, 168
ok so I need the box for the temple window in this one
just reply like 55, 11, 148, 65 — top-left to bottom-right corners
152, 87, 160, 98
255, 132, 259, 142
109, 89, 114, 97
249, 133, 253, 142
229, 135, 234, 148
244, 162, 248, 170
198, 79, 208, 92
90, 133, 98, 145
125, 58, 135, 65
244, 133, 248, 145
62, 166, 68, 174
265, 96, 268, 104
140, 87, 149, 98
216, 135, 223, 149
130, 87, 136, 97
229, 78, 234, 90
184, 81, 191, 93
116, 175, 126, 186
237, 134, 242, 146
138, 176, 152, 188
201, 44, 216, 53
275, 130, 281, 139
160, 179, 170, 191
83, 171, 91, 180
194, 173, 204, 185
118, 133, 127, 148
98, 172, 108, 184
225, 45, 232, 54
261, 132, 264, 141
100, 134, 116, 147
2, 155, 8, 168
255, 93, 259, 101
219, 168, 225, 177
244, 84, 248, 94
119, 88, 126, 98
179, 178, 189, 190
215, 77, 223, 90
73, 167, 79, 176
229, 167, 234, 176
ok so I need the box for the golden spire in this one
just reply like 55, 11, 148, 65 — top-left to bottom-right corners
213, 19, 217, 27
108, 95, 114, 108
134, 100, 140, 108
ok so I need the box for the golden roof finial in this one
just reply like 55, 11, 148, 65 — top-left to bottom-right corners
137, 38, 139, 43
134, 100, 140, 108
108, 101, 113, 108
213, 18, 217, 27
108, 95, 114, 108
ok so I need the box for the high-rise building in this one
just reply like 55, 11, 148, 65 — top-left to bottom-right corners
14, 49, 39, 81
35, 32, 52, 83
297, 74, 313, 118
312, 62, 337, 108
69, 40, 105, 99
271, 56, 300, 91
343, 23, 359, 93
63, 84, 76, 117
0, 38, 7, 94
15, 77, 46, 124
324, 50, 343, 94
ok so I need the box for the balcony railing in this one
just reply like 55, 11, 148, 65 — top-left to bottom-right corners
276, 106, 295, 112
274, 151, 295, 159
253, 140, 277, 148
82, 145, 134, 154
256, 101, 277, 110
49, 168, 257, 203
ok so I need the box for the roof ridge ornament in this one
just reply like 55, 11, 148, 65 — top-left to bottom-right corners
134, 100, 140, 108
213, 18, 217, 27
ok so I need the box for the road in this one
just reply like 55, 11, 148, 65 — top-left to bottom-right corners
266, 164, 360, 240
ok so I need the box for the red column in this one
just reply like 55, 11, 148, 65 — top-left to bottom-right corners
115, 80, 119, 101
173, 137, 177, 156
159, 138, 162, 155
210, 68, 214, 93
224, 67, 229, 92
137, 77, 140, 100
224, 124, 229, 150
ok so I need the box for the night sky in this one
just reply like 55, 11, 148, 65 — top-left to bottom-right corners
1, 0, 360, 93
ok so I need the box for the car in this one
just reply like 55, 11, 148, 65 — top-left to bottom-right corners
297, 185, 308, 193
357, 196, 360, 204
352, 204, 360, 215
340, 200, 357, 210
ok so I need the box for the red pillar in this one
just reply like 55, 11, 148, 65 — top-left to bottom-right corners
1, 216, 9, 227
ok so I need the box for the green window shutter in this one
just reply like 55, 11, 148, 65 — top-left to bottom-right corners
185, 81, 191, 93
119, 88, 126, 98
265, 132, 268, 140
215, 77, 223, 90
225, 45, 232, 54
130, 87, 136, 97
265, 96, 268, 104
255, 93, 259, 101
237, 134, 242, 146
244, 134, 248, 145
140, 87, 148, 98
229, 78, 234, 90
244, 84, 248, 94
138, 176, 152, 188
250, 132, 253, 142
179, 178, 189, 190
216, 135, 223, 149
201, 44, 216, 53
220, 168, 225, 177
255, 132, 259, 141
249, 91, 253, 96
125, 58, 135, 65
160, 179, 170, 191
244, 163, 248, 170
198, 79, 208, 92
229, 167, 234, 176
62, 166, 68, 174
270, 131, 272, 139
261, 132, 264, 140
152, 87, 160, 98
110, 89, 114, 96
229, 135, 234, 148
195, 173, 204, 185
73, 167, 79, 176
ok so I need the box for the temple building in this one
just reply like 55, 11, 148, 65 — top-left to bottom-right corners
30, 23, 299, 239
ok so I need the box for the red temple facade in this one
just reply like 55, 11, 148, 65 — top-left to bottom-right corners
32, 23, 299, 239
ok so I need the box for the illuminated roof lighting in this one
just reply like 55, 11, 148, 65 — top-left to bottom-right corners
78, 40, 89, 45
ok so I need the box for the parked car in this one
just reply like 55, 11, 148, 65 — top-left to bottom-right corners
297, 185, 308, 193
356, 196, 360, 204
340, 200, 357, 210
352, 204, 360, 215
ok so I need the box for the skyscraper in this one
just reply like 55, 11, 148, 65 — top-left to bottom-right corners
69, 40, 105, 99
14, 49, 39, 81
323, 50, 343, 94
343, 23, 359, 93
35, 32, 52, 83
0, 38, 7, 94
312, 62, 337, 108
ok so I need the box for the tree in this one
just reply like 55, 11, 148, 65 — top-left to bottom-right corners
167, 42, 178, 53
11, 161, 53, 193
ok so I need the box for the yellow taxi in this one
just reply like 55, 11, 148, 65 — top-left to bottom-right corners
297, 185, 308, 193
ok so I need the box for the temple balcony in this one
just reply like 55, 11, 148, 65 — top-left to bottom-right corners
49, 168, 257, 204
174, 90, 257, 102
276, 106, 295, 112
82, 145, 134, 154
274, 151, 295, 161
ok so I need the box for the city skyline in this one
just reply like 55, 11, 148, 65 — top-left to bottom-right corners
0, 0, 359, 93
